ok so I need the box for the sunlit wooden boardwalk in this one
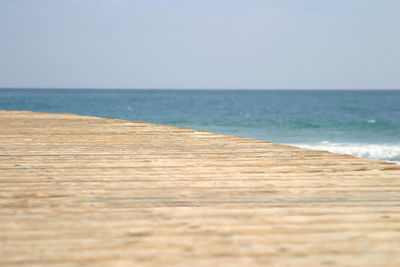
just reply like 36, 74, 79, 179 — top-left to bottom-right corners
1, 110, 400, 266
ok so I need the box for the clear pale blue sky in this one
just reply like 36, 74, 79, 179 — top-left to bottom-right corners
0, 0, 399, 89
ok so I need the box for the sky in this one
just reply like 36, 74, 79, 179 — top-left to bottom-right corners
0, 0, 399, 89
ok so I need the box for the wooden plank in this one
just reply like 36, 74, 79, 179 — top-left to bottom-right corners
1, 110, 400, 266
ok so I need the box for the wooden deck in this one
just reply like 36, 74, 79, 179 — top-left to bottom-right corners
1, 110, 400, 266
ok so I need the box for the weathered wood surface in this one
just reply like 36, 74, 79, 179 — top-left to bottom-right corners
1, 110, 400, 267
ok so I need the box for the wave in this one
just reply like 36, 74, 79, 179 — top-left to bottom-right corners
290, 141, 400, 164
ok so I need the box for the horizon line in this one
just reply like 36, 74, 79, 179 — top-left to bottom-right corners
1, 87, 400, 91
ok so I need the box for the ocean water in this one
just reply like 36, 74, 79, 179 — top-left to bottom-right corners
1, 89, 400, 164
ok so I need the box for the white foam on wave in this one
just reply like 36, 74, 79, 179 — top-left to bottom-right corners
291, 141, 400, 164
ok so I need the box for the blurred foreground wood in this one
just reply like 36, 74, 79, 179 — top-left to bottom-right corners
1, 110, 400, 266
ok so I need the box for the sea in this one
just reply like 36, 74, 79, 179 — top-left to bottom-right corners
1, 89, 399, 164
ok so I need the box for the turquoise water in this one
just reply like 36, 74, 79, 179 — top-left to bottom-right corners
1, 89, 400, 163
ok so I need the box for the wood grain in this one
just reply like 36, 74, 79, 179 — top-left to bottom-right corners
1, 110, 400, 266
